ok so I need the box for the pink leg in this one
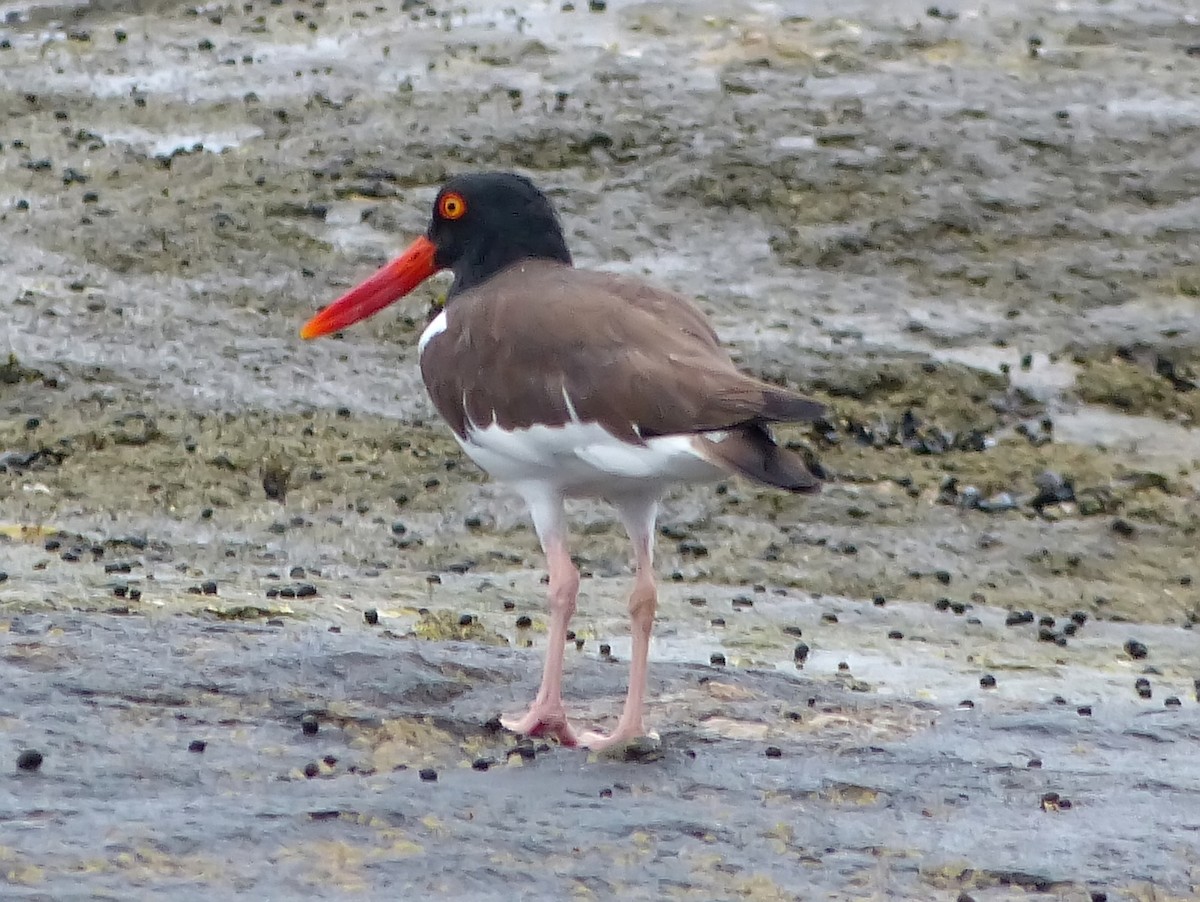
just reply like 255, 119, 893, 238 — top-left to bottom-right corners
501, 487, 580, 746
580, 497, 659, 751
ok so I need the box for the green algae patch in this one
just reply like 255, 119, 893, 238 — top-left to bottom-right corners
348, 717, 460, 772
0, 354, 45, 387
413, 609, 508, 645
206, 604, 296, 621
797, 357, 1023, 437
1076, 358, 1200, 425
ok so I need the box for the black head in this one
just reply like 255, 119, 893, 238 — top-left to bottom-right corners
426, 172, 574, 297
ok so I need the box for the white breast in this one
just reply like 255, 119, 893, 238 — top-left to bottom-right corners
418, 308, 448, 354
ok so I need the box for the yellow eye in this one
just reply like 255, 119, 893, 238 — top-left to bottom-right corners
438, 193, 466, 220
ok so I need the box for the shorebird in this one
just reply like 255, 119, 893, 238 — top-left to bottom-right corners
302, 172, 824, 750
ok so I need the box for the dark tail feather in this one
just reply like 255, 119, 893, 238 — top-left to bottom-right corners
759, 387, 827, 424
697, 424, 822, 494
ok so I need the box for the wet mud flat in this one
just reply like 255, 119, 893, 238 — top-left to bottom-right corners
2, 0, 1200, 898
4, 609, 1200, 901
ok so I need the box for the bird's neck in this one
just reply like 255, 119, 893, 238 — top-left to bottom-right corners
449, 234, 572, 297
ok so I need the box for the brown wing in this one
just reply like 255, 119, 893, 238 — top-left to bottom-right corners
420, 259, 826, 442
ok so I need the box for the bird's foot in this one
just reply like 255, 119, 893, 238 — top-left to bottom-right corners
501, 705, 579, 747
578, 725, 662, 760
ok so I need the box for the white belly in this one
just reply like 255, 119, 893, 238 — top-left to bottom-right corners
456, 420, 726, 497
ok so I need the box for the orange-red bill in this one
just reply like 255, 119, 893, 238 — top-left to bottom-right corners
300, 235, 438, 340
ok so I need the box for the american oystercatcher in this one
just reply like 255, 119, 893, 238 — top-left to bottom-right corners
302, 172, 825, 750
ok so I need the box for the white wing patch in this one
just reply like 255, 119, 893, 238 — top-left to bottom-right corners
560, 383, 580, 423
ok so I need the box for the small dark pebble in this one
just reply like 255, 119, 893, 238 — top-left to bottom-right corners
502, 600, 516, 611
45, 538, 62, 551
820, 612, 838, 624
837, 661, 849, 671
958, 699, 975, 709
303, 762, 320, 778
980, 674, 996, 688
201, 579, 218, 595
1005, 610, 1035, 626
1040, 791, 1072, 811
1111, 518, 1136, 537
363, 608, 379, 625
17, 749, 43, 771
872, 595, 886, 606
764, 746, 782, 758
950, 601, 967, 615
599, 787, 613, 798
1063, 623, 1077, 636
515, 615, 533, 628
483, 715, 503, 734
793, 642, 809, 663
1028, 758, 1042, 768
1090, 893, 1107, 902
935, 570, 951, 584
710, 652, 726, 666
0, 571, 7, 583
105, 561, 133, 574
1124, 639, 1148, 660
301, 714, 319, 735
1052, 695, 1068, 705
113, 584, 128, 598
710, 617, 725, 627
188, 739, 207, 753
887, 630, 903, 640
1164, 696, 1181, 708
1037, 627, 1057, 643
508, 743, 536, 761
1135, 678, 1152, 699
1071, 610, 1088, 625
1077, 705, 1092, 717
599, 643, 612, 657
419, 768, 438, 782
472, 757, 493, 771
934, 598, 951, 612
782, 626, 803, 637
1039, 615, 1055, 628
459, 613, 474, 626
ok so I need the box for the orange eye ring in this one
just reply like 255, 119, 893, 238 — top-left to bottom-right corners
438, 192, 467, 220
